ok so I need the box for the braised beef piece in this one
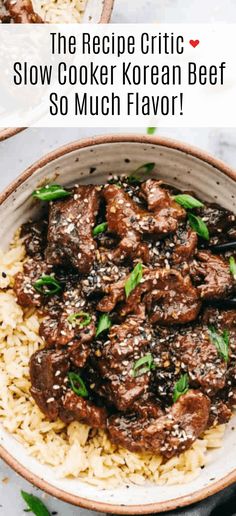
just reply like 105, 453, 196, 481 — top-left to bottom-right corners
39, 284, 96, 369
14, 258, 54, 308
208, 400, 232, 426
131, 394, 164, 419
203, 307, 236, 338
171, 327, 227, 396
96, 309, 153, 411
102, 181, 185, 264
140, 179, 185, 219
197, 204, 236, 244
30, 348, 70, 421
172, 225, 198, 265
62, 390, 107, 428
80, 258, 128, 299
98, 268, 201, 325
203, 307, 236, 410
30, 348, 107, 427
39, 284, 95, 345
46, 186, 100, 273
108, 390, 210, 458
147, 225, 197, 274
20, 220, 47, 258
190, 251, 234, 299
2, 0, 43, 22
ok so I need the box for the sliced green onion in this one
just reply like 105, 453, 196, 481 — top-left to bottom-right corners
93, 222, 108, 237
125, 262, 143, 298
33, 275, 62, 295
68, 372, 88, 398
174, 194, 204, 209
147, 127, 157, 135
173, 374, 189, 403
67, 312, 91, 328
128, 163, 155, 184
21, 491, 50, 516
96, 314, 111, 337
188, 213, 209, 240
208, 326, 229, 362
32, 184, 71, 201
229, 256, 236, 279
132, 353, 155, 378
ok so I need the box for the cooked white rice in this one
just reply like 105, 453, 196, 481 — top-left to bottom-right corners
0, 241, 227, 488
32, 0, 87, 23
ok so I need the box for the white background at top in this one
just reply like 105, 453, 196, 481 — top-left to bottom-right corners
0, 0, 236, 515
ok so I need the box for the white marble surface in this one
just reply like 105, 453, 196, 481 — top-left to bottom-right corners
0, 1, 236, 515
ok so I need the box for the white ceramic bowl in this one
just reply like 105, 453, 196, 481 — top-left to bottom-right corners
0, 134, 235, 514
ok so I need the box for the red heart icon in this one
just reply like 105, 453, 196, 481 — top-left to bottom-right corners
189, 39, 200, 48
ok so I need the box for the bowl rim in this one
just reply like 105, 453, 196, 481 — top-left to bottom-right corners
0, 128, 25, 142
100, 0, 114, 23
0, 133, 235, 514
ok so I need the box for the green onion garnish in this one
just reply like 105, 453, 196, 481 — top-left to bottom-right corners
229, 256, 236, 279
67, 312, 91, 328
132, 353, 155, 378
93, 222, 108, 237
208, 326, 229, 362
68, 372, 88, 398
173, 374, 189, 403
174, 194, 204, 209
147, 127, 157, 135
33, 275, 62, 295
21, 491, 50, 516
128, 163, 155, 184
188, 213, 209, 240
96, 314, 112, 337
32, 184, 71, 201
125, 262, 143, 298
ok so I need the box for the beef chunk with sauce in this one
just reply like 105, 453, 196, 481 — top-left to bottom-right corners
14, 258, 54, 308
30, 348, 107, 427
102, 181, 185, 264
96, 310, 153, 411
46, 186, 100, 273
108, 390, 210, 458
171, 327, 227, 396
190, 251, 234, 299
98, 268, 201, 325
39, 284, 96, 368
39, 284, 95, 345
197, 203, 236, 244
62, 390, 107, 428
30, 348, 70, 421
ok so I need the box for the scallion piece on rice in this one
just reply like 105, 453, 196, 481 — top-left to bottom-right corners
68, 372, 88, 398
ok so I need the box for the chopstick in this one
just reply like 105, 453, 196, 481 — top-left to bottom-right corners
210, 241, 236, 253
207, 298, 236, 308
